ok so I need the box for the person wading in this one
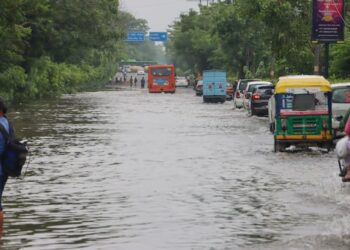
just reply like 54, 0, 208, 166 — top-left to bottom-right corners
134, 77, 138, 87
129, 76, 133, 87
0, 98, 10, 221
340, 115, 350, 182
141, 77, 146, 88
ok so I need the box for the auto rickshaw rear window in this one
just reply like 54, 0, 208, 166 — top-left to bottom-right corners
280, 92, 328, 111
293, 94, 315, 111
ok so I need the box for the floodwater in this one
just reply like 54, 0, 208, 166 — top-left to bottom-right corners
2, 86, 350, 249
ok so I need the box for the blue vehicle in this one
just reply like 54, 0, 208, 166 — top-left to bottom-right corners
203, 70, 227, 103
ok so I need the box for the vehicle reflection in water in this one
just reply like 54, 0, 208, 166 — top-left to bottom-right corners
1, 88, 350, 249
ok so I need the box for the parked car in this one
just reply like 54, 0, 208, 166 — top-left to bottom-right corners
243, 81, 273, 110
175, 76, 189, 87
226, 82, 234, 100
233, 79, 261, 108
137, 70, 145, 75
331, 83, 350, 137
195, 80, 203, 96
248, 85, 274, 116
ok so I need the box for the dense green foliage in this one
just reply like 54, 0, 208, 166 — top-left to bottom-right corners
167, 0, 350, 80
0, 0, 124, 101
4, 0, 350, 102
0, 0, 166, 102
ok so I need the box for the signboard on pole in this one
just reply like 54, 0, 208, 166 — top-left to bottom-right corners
149, 32, 168, 42
311, 0, 344, 43
125, 32, 145, 42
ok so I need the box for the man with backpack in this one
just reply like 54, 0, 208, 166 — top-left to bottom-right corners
0, 99, 9, 221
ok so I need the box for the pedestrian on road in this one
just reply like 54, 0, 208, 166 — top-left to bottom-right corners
141, 77, 146, 88
0, 98, 10, 222
129, 76, 133, 87
134, 77, 138, 87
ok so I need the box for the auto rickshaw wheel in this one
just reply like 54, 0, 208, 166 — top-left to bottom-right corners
323, 142, 333, 152
269, 123, 275, 133
274, 137, 280, 152
274, 138, 286, 152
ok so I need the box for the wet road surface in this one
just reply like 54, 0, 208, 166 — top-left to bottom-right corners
3, 86, 350, 249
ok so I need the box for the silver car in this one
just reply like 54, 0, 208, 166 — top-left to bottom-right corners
332, 83, 350, 135
233, 79, 261, 109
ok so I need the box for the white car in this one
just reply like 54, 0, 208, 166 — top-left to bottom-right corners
242, 81, 273, 110
137, 70, 145, 75
175, 76, 189, 87
332, 83, 350, 134
233, 79, 261, 109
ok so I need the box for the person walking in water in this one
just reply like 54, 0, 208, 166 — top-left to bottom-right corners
134, 77, 138, 87
129, 76, 133, 87
0, 98, 10, 221
141, 77, 146, 88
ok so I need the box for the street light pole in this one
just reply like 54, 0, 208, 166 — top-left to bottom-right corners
324, 43, 329, 78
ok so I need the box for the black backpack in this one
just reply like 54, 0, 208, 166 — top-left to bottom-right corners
0, 121, 28, 177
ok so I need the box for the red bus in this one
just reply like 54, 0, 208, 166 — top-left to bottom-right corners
148, 65, 176, 93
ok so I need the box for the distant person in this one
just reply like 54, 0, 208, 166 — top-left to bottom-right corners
134, 77, 138, 87
129, 76, 133, 87
141, 77, 146, 88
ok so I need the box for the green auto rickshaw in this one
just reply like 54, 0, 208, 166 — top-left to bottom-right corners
268, 75, 333, 152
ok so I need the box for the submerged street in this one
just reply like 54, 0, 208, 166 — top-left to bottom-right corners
3, 87, 350, 249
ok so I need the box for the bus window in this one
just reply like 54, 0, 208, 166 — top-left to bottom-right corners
152, 68, 172, 76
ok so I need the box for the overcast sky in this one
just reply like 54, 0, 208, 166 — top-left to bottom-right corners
120, 0, 200, 31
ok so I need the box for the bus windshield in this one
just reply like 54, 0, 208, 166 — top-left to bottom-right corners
151, 67, 172, 76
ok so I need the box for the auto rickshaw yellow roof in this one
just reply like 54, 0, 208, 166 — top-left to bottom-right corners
275, 75, 331, 93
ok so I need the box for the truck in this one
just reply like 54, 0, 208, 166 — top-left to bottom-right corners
203, 70, 227, 103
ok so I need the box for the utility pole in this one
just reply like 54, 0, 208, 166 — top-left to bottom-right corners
324, 43, 329, 78
313, 44, 321, 75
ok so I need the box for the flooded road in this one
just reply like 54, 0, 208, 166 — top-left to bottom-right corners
3, 87, 350, 249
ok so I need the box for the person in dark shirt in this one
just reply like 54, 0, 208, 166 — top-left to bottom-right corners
129, 76, 133, 87
141, 77, 146, 88
134, 77, 138, 87
0, 98, 10, 222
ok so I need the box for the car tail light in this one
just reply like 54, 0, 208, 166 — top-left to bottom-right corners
322, 118, 328, 130
236, 91, 240, 98
281, 118, 287, 130
252, 94, 261, 100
